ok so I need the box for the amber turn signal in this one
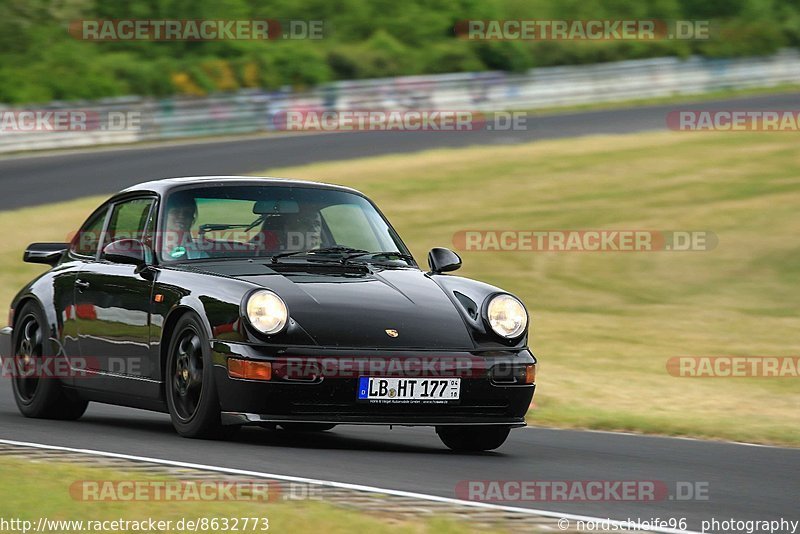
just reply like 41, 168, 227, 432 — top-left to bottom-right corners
525, 364, 536, 384
228, 358, 272, 381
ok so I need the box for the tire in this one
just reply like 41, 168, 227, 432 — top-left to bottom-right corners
279, 423, 336, 432
436, 425, 511, 452
10, 302, 88, 420
165, 313, 239, 439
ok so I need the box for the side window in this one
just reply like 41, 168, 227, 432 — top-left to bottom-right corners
105, 198, 155, 247
70, 207, 109, 258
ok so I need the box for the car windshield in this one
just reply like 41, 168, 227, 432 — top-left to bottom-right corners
158, 184, 411, 264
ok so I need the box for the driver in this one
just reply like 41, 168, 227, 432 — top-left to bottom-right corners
282, 208, 322, 252
163, 194, 208, 259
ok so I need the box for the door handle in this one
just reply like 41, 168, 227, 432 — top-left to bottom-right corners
75, 279, 90, 290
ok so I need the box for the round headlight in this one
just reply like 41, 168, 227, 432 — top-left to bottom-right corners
245, 290, 288, 335
487, 294, 528, 339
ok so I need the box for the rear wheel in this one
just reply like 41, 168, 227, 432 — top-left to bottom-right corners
279, 423, 336, 432
10, 302, 88, 420
436, 425, 511, 452
165, 314, 239, 439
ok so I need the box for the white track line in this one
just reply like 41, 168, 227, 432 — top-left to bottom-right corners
0, 437, 699, 534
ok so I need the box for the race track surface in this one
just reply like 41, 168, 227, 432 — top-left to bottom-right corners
1, 93, 798, 210
0, 378, 797, 533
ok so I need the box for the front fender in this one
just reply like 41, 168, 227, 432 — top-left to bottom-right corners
9, 262, 80, 358
428, 274, 530, 350
151, 268, 317, 381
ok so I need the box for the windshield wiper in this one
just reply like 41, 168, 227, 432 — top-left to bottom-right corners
270, 246, 369, 264
341, 251, 415, 265
199, 223, 249, 233
199, 216, 265, 235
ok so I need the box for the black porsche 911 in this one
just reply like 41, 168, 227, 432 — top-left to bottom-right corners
0, 177, 535, 451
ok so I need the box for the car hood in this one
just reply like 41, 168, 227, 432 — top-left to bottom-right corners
203, 263, 475, 349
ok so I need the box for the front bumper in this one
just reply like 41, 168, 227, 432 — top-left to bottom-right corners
212, 341, 536, 427
0, 326, 12, 361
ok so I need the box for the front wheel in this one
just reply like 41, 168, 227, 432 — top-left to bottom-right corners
165, 313, 238, 439
436, 425, 511, 452
10, 302, 88, 420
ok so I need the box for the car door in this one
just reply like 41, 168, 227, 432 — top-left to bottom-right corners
61, 204, 111, 362
74, 196, 158, 393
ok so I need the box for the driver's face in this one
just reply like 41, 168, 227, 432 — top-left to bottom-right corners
305, 213, 322, 249
166, 206, 195, 233
284, 211, 321, 251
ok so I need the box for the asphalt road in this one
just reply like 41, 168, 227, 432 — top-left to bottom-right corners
0, 379, 798, 533
1, 93, 799, 532
1, 92, 798, 210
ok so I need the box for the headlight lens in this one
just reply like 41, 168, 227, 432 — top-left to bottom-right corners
245, 290, 288, 335
487, 294, 528, 338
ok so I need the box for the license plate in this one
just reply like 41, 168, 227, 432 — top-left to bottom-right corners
357, 377, 460, 401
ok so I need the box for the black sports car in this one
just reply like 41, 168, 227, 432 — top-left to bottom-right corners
0, 177, 535, 451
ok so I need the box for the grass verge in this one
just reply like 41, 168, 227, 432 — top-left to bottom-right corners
0, 457, 481, 534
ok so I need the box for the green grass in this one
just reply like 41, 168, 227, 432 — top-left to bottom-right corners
0, 457, 484, 534
1, 130, 798, 446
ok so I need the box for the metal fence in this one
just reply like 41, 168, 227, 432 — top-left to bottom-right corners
1, 49, 799, 154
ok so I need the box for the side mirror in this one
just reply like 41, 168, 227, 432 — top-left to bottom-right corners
102, 239, 150, 267
427, 247, 461, 274
23, 243, 68, 266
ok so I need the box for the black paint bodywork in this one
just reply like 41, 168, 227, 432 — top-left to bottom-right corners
0, 177, 535, 427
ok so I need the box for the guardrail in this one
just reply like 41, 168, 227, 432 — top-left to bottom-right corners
1, 49, 799, 154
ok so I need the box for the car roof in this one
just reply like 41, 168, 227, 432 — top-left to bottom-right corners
118, 176, 364, 198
